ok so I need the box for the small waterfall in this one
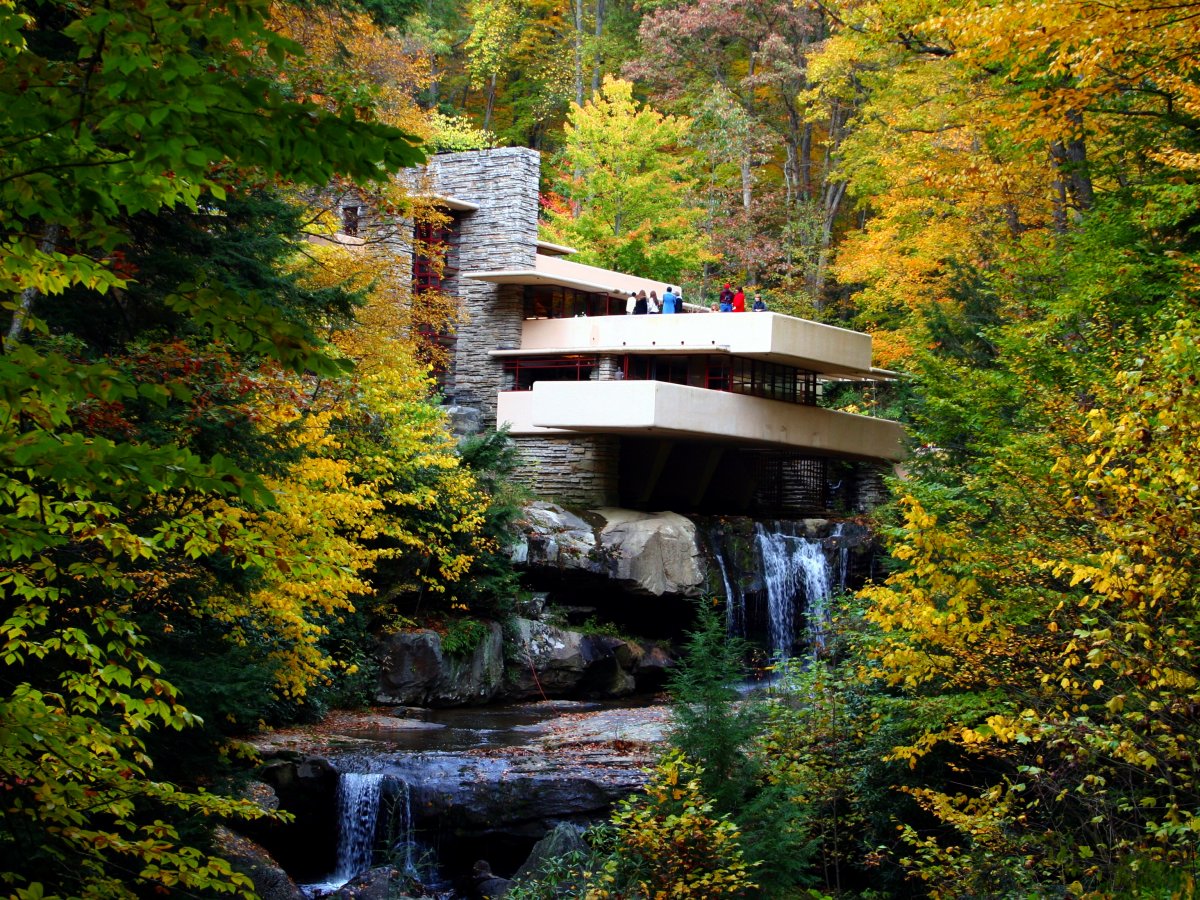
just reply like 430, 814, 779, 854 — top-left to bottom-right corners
754, 523, 836, 657
832, 522, 850, 593
710, 530, 744, 636
391, 779, 418, 880
796, 537, 833, 650
333, 773, 384, 885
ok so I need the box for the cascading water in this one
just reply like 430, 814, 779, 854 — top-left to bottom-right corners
710, 530, 744, 636
754, 523, 835, 658
391, 778, 419, 880
832, 522, 849, 594
332, 772, 384, 886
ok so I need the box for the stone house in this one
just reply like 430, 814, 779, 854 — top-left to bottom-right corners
353, 147, 905, 515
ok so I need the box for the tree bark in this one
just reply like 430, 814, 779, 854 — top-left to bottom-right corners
1049, 109, 1094, 217
483, 72, 497, 131
6, 223, 60, 349
591, 0, 606, 97
572, 0, 585, 106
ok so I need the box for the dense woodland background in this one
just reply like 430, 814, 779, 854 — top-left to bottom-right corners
2, 0, 1200, 896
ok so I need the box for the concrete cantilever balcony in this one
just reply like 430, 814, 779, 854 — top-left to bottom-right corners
497, 380, 906, 463
497, 311, 887, 377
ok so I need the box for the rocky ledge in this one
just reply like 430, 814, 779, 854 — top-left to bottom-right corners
255, 702, 670, 842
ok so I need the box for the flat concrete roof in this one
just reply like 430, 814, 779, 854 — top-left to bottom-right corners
464, 253, 671, 299
535, 239, 578, 256
428, 193, 480, 212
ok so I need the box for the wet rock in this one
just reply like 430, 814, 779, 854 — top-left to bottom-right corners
502, 620, 653, 699
634, 644, 673, 683
213, 825, 305, 900
469, 860, 511, 899
376, 622, 504, 707
511, 822, 589, 892
385, 746, 646, 839
327, 866, 408, 900
253, 705, 670, 869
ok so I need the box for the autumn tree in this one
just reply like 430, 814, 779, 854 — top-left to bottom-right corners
0, 0, 432, 894
542, 76, 709, 283
808, 0, 1200, 891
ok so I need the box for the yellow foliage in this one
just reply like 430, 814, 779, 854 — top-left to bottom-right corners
268, 2, 431, 135
593, 751, 757, 899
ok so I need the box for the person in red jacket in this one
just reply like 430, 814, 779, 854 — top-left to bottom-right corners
732, 286, 746, 312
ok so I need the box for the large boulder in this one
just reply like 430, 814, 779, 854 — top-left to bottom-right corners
376, 622, 504, 707
510, 502, 604, 573
511, 503, 708, 597
595, 508, 706, 596
510, 822, 589, 894
502, 618, 642, 699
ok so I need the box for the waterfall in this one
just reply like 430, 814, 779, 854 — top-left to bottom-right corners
333, 773, 384, 885
754, 523, 835, 658
391, 778, 418, 879
832, 522, 850, 594
710, 530, 744, 636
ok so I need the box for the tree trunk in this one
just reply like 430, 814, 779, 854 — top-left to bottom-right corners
810, 179, 847, 310
1049, 110, 1094, 219
1050, 152, 1069, 234
1063, 108, 1094, 211
428, 56, 440, 108
591, 0, 606, 97
799, 121, 813, 202
1004, 202, 1022, 238
6, 223, 60, 349
572, 0, 585, 106
483, 72, 496, 131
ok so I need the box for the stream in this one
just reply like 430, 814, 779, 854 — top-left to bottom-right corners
262, 520, 864, 896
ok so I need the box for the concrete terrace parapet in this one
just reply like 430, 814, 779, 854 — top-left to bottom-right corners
499, 380, 906, 462
502, 311, 878, 377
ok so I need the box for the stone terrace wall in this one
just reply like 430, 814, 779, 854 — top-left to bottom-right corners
513, 435, 620, 508
425, 148, 541, 426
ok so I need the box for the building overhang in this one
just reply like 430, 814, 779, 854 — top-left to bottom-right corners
535, 239, 578, 256
462, 267, 624, 296
428, 192, 479, 212
464, 253, 671, 299
497, 381, 906, 463
487, 347, 898, 381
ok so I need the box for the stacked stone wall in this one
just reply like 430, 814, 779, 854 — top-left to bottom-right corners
425, 149, 541, 426
852, 464, 893, 513
512, 435, 620, 509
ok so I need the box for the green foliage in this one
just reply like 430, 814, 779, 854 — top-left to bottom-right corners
668, 601, 760, 811
440, 617, 490, 656
428, 110, 500, 151
0, 1, 431, 896
451, 428, 525, 615
542, 76, 712, 284
596, 750, 757, 898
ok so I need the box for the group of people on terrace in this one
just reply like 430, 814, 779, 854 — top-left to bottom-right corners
625, 286, 682, 315
716, 283, 767, 313
624, 283, 768, 316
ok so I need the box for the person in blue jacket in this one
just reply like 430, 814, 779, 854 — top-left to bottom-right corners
662, 286, 678, 314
